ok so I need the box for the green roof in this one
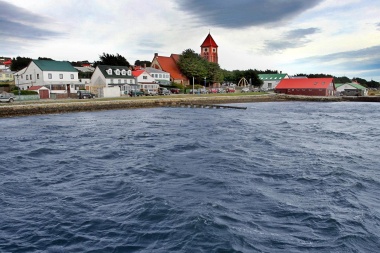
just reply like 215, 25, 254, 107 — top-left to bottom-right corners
335, 83, 367, 89
33, 60, 78, 72
258, 73, 288, 80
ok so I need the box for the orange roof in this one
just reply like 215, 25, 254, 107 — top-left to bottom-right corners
201, 33, 218, 47
276, 78, 334, 90
155, 55, 186, 80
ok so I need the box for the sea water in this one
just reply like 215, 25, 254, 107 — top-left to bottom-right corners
1, 101, 380, 252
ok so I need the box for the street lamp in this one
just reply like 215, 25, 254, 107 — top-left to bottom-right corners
192, 76, 195, 94
15, 74, 20, 100
204, 77, 206, 88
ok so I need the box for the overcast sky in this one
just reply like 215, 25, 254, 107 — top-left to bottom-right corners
1, 0, 380, 81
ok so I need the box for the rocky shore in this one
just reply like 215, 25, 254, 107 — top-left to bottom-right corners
0, 94, 378, 118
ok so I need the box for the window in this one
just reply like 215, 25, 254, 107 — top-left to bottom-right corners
48, 73, 52, 79
127, 70, 132, 76
37, 74, 40, 79
26, 75, 29, 80
159, 74, 162, 78
118, 79, 121, 84
213, 48, 216, 52
129, 79, 133, 84
143, 76, 147, 80
70, 74, 74, 79
115, 69, 120, 75
110, 79, 113, 84
122, 70, 126, 75
30, 74, 32, 80
107, 69, 112, 75
59, 74, 63, 79
204, 48, 208, 52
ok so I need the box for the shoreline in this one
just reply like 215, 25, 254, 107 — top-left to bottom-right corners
0, 94, 379, 118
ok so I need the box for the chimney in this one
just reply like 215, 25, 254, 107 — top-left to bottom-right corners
154, 53, 158, 57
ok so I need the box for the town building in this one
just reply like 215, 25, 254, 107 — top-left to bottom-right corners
13, 60, 79, 96
144, 67, 171, 86
275, 78, 336, 96
151, 53, 188, 85
90, 65, 136, 97
335, 81, 368, 96
258, 73, 289, 90
132, 68, 159, 91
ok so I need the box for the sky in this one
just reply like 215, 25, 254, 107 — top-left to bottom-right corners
1, 0, 380, 81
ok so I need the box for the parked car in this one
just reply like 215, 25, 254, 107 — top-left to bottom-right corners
241, 88, 250, 93
158, 87, 171, 95
170, 88, 180, 94
226, 87, 235, 93
0, 92, 15, 103
209, 88, 218, 93
77, 90, 95, 99
127, 90, 144, 97
144, 89, 158, 96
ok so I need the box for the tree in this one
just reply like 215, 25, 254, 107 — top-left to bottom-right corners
38, 57, 54, 60
134, 60, 151, 67
10, 56, 32, 71
178, 49, 207, 85
94, 53, 130, 67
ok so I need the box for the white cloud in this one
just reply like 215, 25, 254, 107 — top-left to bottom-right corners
1, 0, 380, 81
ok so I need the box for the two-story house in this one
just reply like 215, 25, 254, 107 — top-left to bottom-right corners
144, 67, 171, 86
90, 65, 136, 95
14, 60, 79, 95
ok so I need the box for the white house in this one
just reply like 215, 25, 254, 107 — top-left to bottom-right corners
258, 73, 289, 90
14, 60, 79, 94
335, 82, 368, 96
90, 65, 136, 96
144, 67, 171, 86
132, 68, 159, 91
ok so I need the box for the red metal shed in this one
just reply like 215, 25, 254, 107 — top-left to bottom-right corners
275, 78, 335, 96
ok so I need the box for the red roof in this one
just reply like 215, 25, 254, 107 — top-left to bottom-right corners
276, 78, 334, 90
155, 54, 186, 80
132, 69, 144, 77
3, 60, 12, 65
201, 33, 218, 47
28, 86, 44, 90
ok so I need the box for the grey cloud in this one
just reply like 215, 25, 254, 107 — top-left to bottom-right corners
0, 1, 62, 40
300, 45, 380, 63
175, 0, 323, 28
377, 22, 380, 30
264, 28, 321, 52
293, 45, 380, 76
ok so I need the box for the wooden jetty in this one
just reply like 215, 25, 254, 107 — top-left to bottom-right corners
169, 102, 247, 110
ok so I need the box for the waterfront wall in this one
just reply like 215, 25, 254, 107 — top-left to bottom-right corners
1, 94, 379, 118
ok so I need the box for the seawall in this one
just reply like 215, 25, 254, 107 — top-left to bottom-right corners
0, 94, 378, 118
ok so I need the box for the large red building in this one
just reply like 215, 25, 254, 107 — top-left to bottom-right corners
200, 33, 218, 64
275, 78, 336, 96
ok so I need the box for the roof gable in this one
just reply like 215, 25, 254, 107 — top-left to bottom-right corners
97, 65, 133, 78
201, 33, 218, 47
155, 55, 185, 80
335, 82, 367, 90
276, 78, 334, 89
33, 60, 77, 72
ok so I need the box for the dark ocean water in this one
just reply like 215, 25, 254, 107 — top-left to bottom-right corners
1, 101, 380, 253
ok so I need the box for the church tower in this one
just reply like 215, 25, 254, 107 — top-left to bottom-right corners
200, 33, 218, 64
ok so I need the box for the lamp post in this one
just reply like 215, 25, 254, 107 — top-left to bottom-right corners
204, 77, 206, 88
192, 76, 194, 94
15, 74, 20, 100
